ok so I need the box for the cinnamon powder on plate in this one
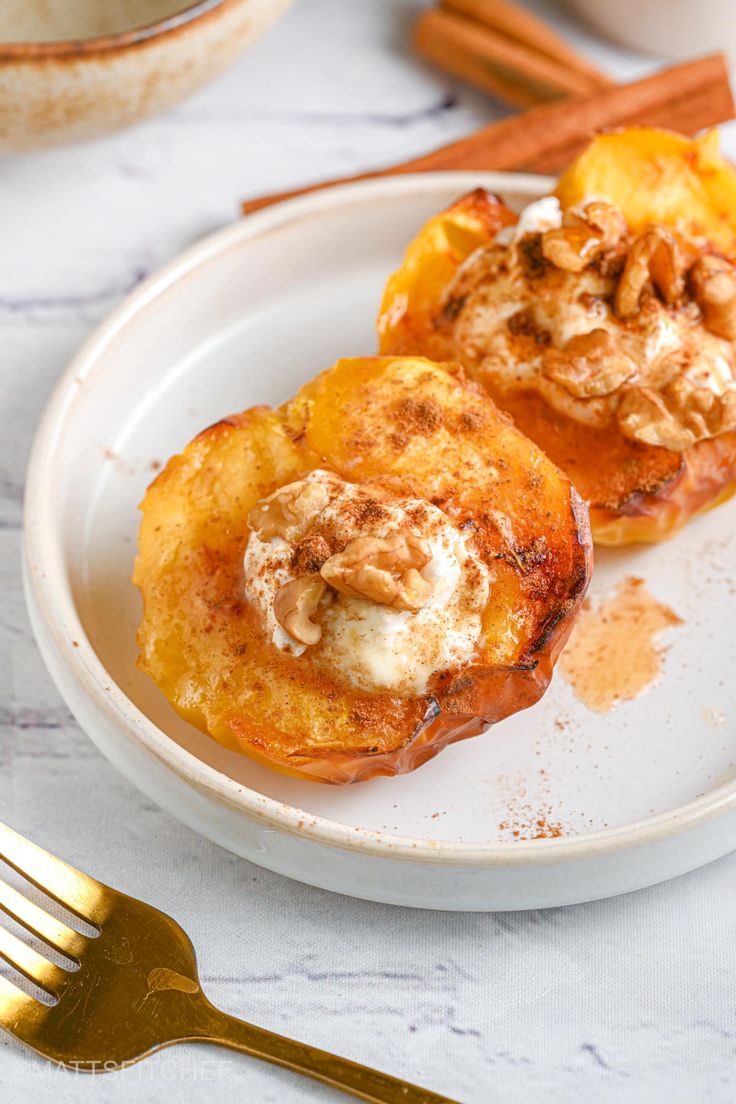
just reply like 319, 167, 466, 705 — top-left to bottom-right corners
559, 576, 683, 713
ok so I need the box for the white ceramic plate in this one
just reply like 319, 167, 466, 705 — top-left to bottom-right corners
23, 172, 736, 911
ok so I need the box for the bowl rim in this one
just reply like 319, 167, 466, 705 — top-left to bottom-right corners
0, 0, 246, 60
23, 168, 736, 868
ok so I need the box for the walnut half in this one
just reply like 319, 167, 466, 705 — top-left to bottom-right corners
541, 201, 626, 274
248, 479, 330, 542
273, 575, 328, 645
617, 386, 693, 451
689, 254, 736, 340
541, 329, 636, 398
617, 380, 736, 451
615, 226, 686, 318
320, 531, 433, 611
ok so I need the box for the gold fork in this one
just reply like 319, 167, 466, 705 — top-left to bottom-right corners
0, 820, 456, 1103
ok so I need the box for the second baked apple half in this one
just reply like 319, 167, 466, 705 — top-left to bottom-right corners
378, 129, 736, 544
135, 355, 591, 783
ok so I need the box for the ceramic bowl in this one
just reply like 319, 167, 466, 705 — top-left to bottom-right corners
0, 0, 292, 151
23, 172, 736, 911
566, 0, 736, 66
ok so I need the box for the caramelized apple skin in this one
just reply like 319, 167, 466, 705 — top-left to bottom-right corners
377, 183, 736, 545
378, 188, 516, 361
134, 356, 591, 783
496, 390, 736, 545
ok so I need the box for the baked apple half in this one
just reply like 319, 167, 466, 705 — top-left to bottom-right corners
378, 128, 736, 544
134, 356, 591, 783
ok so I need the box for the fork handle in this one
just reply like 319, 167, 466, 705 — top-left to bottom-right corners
196, 1005, 459, 1103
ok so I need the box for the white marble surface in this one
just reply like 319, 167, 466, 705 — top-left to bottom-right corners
3, 1, 736, 1101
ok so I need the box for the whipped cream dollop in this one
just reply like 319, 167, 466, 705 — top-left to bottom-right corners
442, 196, 736, 445
494, 196, 563, 244
242, 470, 490, 696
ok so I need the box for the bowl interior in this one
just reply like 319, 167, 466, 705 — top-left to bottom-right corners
0, 0, 211, 43
30, 173, 736, 849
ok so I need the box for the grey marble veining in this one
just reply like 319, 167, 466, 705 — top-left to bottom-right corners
2, 1, 736, 1101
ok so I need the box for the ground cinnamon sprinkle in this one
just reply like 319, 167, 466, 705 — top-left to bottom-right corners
394, 397, 444, 433
498, 802, 567, 839
496, 768, 569, 841
531, 818, 564, 839
499, 817, 564, 839
559, 576, 683, 713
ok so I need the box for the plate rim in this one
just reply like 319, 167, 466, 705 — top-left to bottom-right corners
23, 168, 736, 868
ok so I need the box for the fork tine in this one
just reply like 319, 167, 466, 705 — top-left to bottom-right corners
0, 972, 37, 1020
0, 822, 104, 925
0, 923, 68, 997
0, 878, 86, 962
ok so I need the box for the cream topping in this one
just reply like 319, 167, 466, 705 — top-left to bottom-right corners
242, 470, 490, 696
495, 195, 562, 244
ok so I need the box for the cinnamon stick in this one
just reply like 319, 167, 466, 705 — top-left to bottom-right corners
527, 81, 736, 174
414, 7, 603, 106
440, 0, 612, 90
242, 55, 734, 216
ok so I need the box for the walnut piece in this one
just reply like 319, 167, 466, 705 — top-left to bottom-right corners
689, 254, 736, 340
320, 531, 433, 611
273, 575, 328, 646
574, 201, 627, 248
617, 380, 736, 451
541, 329, 636, 398
248, 479, 330, 541
667, 376, 736, 442
541, 225, 598, 274
615, 227, 685, 318
541, 201, 625, 274
617, 387, 693, 450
